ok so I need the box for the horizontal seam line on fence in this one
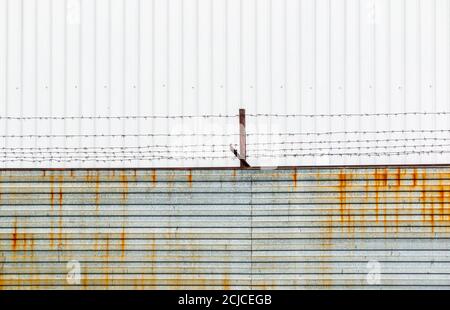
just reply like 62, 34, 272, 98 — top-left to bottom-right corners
1, 178, 449, 183
2, 261, 450, 264
2, 273, 450, 276
1, 190, 449, 194
1, 237, 448, 240
0, 286, 450, 288
1, 225, 450, 229
1, 249, 449, 252
2, 213, 449, 217
1, 202, 449, 206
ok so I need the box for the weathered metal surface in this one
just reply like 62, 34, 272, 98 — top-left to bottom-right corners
0, 166, 449, 289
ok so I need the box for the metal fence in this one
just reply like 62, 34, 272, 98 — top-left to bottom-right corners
0, 165, 449, 289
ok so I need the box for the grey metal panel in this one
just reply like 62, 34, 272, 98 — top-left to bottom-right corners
0, 166, 449, 289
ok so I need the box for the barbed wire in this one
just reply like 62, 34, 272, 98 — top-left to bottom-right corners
0, 147, 232, 156
0, 132, 239, 138
247, 129, 450, 137
1, 111, 449, 121
0, 114, 238, 121
247, 149, 450, 159
247, 111, 450, 118
0, 153, 235, 163
1, 142, 447, 157
247, 143, 450, 153
0, 143, 235, 152
1, 129, 448, 139
0, 137, 447, 152
3, 148, 449, 163
246, 136, 450, 146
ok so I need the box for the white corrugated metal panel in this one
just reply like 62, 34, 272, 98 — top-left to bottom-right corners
0, 0, 450, 168
0, 166, 449, 289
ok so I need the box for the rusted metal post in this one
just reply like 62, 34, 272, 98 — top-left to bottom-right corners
230, 109, 250, 167
239, 109, 246, 163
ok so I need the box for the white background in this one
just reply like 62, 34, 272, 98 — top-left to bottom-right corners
0, 0, 449, 168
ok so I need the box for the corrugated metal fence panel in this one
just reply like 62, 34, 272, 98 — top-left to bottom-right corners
1, 0, 450, 168
0, 166, 449, 289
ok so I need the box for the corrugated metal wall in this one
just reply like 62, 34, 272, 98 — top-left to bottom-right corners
0, 165, 449, 289
1, 0, 450, 168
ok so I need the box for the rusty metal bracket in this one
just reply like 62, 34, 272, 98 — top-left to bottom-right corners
230, 144, 250, 168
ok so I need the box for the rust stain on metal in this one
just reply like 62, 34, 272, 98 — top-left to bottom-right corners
95, 173, 100, 210
373, 169, 388, 223
120, 227, 126, 257
187, 170, 193, 187
58, 176, 64, 247
104, 234, 110, 288
11, 217, 17, 251
439, 184, 445, 221
292, 168, 297, 188
121, 172, 128, 201
151, 169, 157, 186
420, 172, 427, 225
49, 174, 55, 249
412, 168, 418, 187
396, 168, 402, 187
338, 171, 349, 225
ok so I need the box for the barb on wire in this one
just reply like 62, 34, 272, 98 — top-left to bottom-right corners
247, 149, 450, 159
247, 111, 450, 118
0, 114, 238, 121
247, 143, 450, 153
1, 129, 448, 139
0, 147, 232, 156
0, 132, 239, 138
246, 136, 450, 146
0, 153, 236, 163
247, 129, 450, 137
0, 143, 235, 152
1, 111, 449, 120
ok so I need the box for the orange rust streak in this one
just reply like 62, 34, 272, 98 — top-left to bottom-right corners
11, 218, 17, 251
412, 168, 418, 187
49, 175, 55, 249
121, 228, 126, 257
374, 170, 379, 223
338, 172, 347, 224
151, 170, 157, 186
396, 168, 402, 187
439, 186, 445, 221
95, 173, 100, 209
187, 170, 193, 187
292, 169, 297, 188
121, 173, 128, 201
58, 178, 64, 247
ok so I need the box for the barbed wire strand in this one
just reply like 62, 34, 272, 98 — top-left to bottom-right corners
1, 111, 450, 120
247, 149, 450, 159
0, 137, 448, 152
0, 147, 233, 156
0, 143, 236, 152
1, 129, 449, 139
246, 129, 450, 137
247, 111, 450, 118
247, 143, 450, 153
0, 154, 236, 163
1, 142, 449, 157
246, 136, 450, 146
2, 149, 449, 163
